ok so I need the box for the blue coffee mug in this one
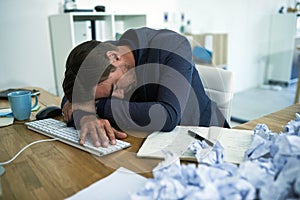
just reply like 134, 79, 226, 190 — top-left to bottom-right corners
7, 91, 39, 120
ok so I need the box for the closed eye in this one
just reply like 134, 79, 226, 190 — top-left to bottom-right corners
109, 84, 114, 97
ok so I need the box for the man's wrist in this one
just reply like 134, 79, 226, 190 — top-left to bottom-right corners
73, 100, 96, 113
73, 109, 96, 129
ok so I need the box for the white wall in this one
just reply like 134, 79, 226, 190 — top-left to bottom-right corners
75, 0, 180, 29
0, 0, 289, 95
0, 0, 62, 95
178, 0, 286, 92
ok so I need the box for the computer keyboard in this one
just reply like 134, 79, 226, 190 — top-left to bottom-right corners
25, 118, 131, 156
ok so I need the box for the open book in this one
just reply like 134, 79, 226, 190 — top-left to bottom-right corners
137, 126, 254, 164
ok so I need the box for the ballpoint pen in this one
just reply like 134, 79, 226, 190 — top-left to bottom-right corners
187, 130, 215, 147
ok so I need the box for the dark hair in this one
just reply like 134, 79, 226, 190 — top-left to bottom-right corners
62, 40, 117, 102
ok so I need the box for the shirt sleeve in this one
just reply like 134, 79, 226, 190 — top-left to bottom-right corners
96, 40, 195, 132
96, 30, 197, 132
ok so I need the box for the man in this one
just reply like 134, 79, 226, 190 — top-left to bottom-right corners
62, 27, 229, 147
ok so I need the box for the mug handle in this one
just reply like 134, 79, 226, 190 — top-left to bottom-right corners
31, 94, 39, 110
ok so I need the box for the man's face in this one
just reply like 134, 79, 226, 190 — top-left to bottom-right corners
95, 64, 136, 100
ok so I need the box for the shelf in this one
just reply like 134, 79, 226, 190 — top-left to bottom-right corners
49, 13, 147, 96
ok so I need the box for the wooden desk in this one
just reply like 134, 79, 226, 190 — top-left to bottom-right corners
234, 103, 300, 132
0, 88, 299, 199
0, 87, 160, 199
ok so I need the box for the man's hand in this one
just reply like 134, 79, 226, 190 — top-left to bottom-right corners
79, 115, 127, 147
62, 100, 73, 122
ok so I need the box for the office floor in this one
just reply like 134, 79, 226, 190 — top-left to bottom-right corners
230, 83, 297, 127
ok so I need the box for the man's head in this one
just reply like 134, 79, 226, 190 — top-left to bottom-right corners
62, 40, 118, 102
62, 40, 136, 103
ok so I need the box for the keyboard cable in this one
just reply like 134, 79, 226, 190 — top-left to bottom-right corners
0, 138, 58, 166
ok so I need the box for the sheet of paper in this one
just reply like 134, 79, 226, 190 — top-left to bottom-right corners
215, 127, 254, 163
66, 167, 147, 200
0, 117, 14, 127
137, 126, 197, 159
192, 126, 254, 163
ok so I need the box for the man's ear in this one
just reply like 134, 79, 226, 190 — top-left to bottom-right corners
106, 51, 119, 63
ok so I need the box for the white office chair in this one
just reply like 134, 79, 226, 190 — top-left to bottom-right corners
195, 64, 234, 123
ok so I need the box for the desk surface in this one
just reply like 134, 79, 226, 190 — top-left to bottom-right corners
0, 87, 299, 199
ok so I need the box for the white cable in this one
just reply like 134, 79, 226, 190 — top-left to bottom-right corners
0, 138, 58, 165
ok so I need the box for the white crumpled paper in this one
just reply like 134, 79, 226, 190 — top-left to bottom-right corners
131, 113, 300, 200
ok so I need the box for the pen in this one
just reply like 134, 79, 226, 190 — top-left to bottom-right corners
188, 130, 214, 147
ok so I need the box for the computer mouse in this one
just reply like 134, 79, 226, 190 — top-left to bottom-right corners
94, 5, 105, 12
36, 106, 62, 120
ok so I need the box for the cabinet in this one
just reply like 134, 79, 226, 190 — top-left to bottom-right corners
49, 13, 147, 96
292, 37, 300, 80
267, 13, 299, 86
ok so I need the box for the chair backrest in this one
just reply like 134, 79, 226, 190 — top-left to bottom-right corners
195, 64, 234, 123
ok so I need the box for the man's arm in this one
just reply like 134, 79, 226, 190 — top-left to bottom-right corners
61, 96, 127, 147
96, 55, 195, 132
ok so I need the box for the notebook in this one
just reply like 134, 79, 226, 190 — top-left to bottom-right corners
137, 126, 254, 164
